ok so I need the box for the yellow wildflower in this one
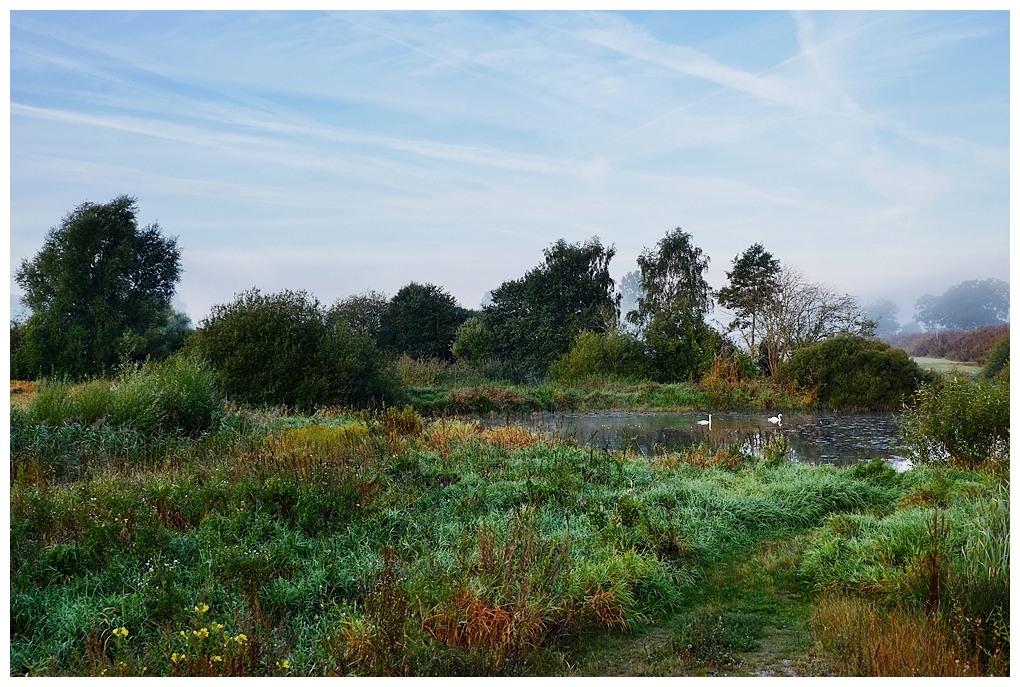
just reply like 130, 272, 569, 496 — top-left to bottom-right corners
212, 655, 223, 662
234, 634, 248, 644
194, 603, 210, 614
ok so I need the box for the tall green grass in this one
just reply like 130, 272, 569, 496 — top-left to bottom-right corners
800, 465, 1009, 675
12, 408, 922, 676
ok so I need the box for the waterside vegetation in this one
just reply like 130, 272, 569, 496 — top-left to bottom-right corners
10, 358, 1009, 677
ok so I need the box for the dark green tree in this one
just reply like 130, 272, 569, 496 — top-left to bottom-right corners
332, 290, 390, 342
191, 289, 398, 410
13, 195, 183, 379
716, 243, 781, 353
378, 283, 468, 361
781, 335, 934, 411
628, 228, 717, 381
981, 335, 1009, 380
484, 237, 618, 371
914, 278, 1009, 331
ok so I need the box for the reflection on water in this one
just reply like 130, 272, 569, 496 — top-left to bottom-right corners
483, 411, 912, 470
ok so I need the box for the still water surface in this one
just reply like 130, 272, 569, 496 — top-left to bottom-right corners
484, 411, 911, 470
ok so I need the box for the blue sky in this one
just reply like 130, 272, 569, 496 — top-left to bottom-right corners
9, 10, 1010, 327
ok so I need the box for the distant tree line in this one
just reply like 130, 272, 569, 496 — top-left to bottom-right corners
10, 196, 1008, 412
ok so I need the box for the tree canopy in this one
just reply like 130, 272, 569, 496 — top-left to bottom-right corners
192, 289, 398, 409
716, 243, 781, 353
13, 195, 183, 379
378, 282, 469, 361
484, 237, 617, 371
628, 228, 716, 380
914, 279, 1009, 330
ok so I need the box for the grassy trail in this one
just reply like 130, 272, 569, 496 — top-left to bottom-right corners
567, 535, 827, 676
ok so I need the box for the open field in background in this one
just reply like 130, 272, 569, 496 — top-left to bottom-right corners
10, 400, 1009, 676
911, 358, 983, 379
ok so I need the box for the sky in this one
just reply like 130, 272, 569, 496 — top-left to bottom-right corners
8, 10, 1011, 328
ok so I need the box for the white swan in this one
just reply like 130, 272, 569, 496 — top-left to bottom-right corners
697, 414, 712, 428
768, 413, 783, 426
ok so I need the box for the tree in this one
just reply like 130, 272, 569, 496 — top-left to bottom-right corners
865, 298, 901, 338
618, 269, 643, 333
914, 279, 1009, 331
484, 237, 618, 371
716, 243, 781, 353
378, 283, 468, 361
757, 267, 874, 376
628, 228, 716, 381
332, 290, 389, 342
13, 195, 183, 379
191, 289, 398, 409
451, 316, 494, 367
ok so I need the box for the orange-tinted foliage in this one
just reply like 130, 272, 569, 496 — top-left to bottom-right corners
885, 325, 1008, 363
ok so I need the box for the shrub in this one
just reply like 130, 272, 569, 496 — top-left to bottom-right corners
980, 335, 1009, 380
23, 356, 221, 437
451, 317, 494, 368
900, 379, 1009, 468
191, 289, 401, 410
548, 330, 651, 386
781, 335, 933, 411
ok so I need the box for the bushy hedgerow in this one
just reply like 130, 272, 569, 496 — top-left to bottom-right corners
781, 335, 935, 411
548, 330, 652, 385
190, 289, 402, 410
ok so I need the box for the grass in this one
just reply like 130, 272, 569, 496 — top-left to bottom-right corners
911, 357, 983, 379
9, 393, 1009, 676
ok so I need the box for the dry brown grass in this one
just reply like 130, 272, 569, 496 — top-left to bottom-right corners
811, 595, 978, 676
479, 424, 540, 451
10, 380, 39, 406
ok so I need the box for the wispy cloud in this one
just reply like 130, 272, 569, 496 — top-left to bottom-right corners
10, 10, 1008, 319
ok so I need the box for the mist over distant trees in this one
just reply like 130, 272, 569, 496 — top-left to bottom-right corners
866, 298, 901, 338
617, 270, 642, 333
914, 278, 1009, 330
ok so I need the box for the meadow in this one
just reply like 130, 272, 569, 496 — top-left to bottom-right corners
9, 360, 1009, 676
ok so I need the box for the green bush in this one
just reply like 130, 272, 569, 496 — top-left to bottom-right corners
900, 378, 1009, 468
22, 356, 222, 437
190, 289, 402, 410
980, 335, 1009, 380
548, 330, 652, 386
451, 316, 494, 368
781, 335, 933, 411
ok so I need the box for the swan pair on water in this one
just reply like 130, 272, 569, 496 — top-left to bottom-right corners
697, 413, 783, 428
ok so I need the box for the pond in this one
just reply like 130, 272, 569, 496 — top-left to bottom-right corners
483, 411, 912, 471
